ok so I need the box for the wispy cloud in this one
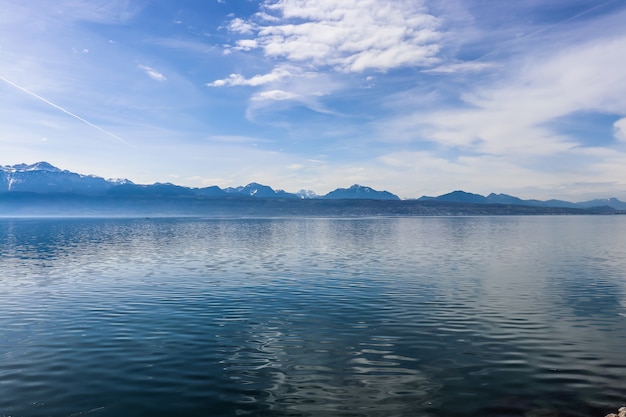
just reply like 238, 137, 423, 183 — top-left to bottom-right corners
25, 0, 142, 25
138, 65, 167, 81
207, 135, 271, 144
369, 21, 626, 198
423, 61, 499, 74
384, 28, 626, 146
149, 38, 218, 55
251, 89, 300, 101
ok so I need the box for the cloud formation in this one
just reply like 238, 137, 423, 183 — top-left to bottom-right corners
224, 0, 441, 72
384, 33, 626, 154
210, 1, 444, 116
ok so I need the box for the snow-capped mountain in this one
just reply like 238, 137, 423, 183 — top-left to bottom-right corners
0, 162, 131, 195
3, 162, 624, 210
297, 189, 318, 199
223, 182, 299, 199
4, 161, 62, 173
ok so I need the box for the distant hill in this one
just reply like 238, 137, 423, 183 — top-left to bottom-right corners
576, 198, 626, 210
106, 183, 196, 197
0, 192, 618, 217
194, 186, 228, 197
418, 190, 487, 204
321, 184, 400, 200
418, 190, 626, 210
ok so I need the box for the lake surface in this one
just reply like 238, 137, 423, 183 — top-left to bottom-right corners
1, 216, 625, 417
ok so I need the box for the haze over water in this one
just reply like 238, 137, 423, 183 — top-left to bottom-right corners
1, 216, 625, 417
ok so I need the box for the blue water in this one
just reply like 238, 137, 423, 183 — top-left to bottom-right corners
1, 216, 625, 416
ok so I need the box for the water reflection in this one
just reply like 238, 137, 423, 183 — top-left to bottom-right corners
1, 217, 626, 417
219, 311, 439, 416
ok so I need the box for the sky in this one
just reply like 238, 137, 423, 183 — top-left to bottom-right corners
2, 0, 626, 200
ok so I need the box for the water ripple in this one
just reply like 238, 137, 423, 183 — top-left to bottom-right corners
1, 217, 626, 416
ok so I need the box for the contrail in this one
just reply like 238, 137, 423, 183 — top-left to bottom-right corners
0, 73, 129, 145
477, 0, 618, 62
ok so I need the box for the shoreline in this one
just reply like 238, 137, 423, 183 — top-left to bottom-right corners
605, 407, 626, 417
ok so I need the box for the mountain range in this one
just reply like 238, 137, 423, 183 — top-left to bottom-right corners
0, 162, 398, 200
1, 162, 625, 216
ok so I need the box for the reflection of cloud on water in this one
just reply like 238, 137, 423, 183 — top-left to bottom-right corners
220, 320, 440, 416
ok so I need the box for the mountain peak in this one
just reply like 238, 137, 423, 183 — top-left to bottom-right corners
3, 161, 62, 173
1, 162, 117, 194
323, 184, 400, 200
297, 189, 318, 199
418, 190, 487, 204
223, 183, 299, 199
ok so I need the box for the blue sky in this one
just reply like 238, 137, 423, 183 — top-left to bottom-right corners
2, 0, 626, 200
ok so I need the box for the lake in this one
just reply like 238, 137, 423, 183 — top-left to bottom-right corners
1, 216, 625, 417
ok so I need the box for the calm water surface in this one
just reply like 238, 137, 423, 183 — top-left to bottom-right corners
1, 216, 625, 417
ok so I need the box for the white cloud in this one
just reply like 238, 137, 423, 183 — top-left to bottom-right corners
208, 74, 244, 87
211, 0, 445, 117
138, 65, 167, 81
228, 17, 255, 34
234, 39, 258, 51
614, 117, 626, 142
208, 66, 295, 87
363, 29, 626, 199
238, 0, 442, 73
252, 89, 300, 101
381, 34, 626, 155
